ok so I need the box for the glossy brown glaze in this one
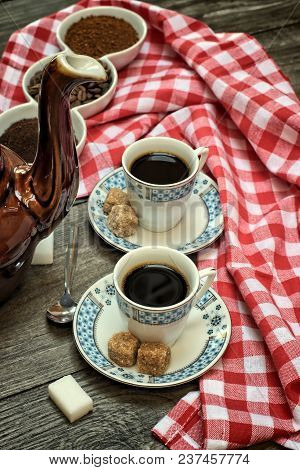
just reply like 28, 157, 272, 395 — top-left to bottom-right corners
0, 55, 106, 303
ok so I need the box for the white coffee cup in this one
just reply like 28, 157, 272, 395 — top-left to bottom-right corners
122, 137, 209, 232
113, 246, 216, 346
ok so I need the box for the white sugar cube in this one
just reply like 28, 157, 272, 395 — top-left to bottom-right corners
32, 233, 54, 265
48, 375, 93, 423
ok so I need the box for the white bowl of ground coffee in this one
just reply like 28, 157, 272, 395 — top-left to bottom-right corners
57, 6, 147, 71
0, 101, 86, 161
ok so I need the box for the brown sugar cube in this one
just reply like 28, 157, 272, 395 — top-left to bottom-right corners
107, 204, 138, 238
137, 343, 171, 376
103, 188, 130, 214
108, 332, 140, 367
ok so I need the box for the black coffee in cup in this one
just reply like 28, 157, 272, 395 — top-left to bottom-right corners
130, 152, 189, 185
123, 264, 188, 307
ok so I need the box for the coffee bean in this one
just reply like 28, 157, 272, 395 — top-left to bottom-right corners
88, 87, 102, 93
27, 84, 40, 95
72, 100, 82, 107
86, 82, 96, 89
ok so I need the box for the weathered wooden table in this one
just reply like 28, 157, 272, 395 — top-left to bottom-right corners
1, 0, 299, 450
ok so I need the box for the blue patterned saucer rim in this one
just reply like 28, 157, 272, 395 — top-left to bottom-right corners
88, 168, 224, 254
72, 273, 231, 388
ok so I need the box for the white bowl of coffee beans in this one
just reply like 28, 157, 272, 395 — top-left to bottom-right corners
22, 54, 117, 119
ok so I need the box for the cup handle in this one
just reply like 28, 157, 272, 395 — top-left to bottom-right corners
194, 147, 209, 172
192, 267, 216, 307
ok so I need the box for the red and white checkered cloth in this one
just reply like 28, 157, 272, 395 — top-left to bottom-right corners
1, 0, 300, 450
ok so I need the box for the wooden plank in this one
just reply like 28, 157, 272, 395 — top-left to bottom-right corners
0, 368, 194, 449
0, 0, 75, 53
0, 367, 284, 450
164, 0, 300, 34
0, 203, 122, 398
0, 332, 85, 400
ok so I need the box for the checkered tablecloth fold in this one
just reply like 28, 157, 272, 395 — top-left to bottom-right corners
1, 0, 299, 449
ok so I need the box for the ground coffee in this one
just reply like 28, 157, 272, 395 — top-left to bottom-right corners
0, 119, 78, 163
64, 15, 139, 58
0, 119, 38, 163
28, 60, 112, 107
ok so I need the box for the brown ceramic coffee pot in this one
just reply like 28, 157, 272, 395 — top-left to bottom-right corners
0, 53, 107, 303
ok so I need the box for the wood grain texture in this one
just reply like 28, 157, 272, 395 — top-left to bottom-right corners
0, 0, 291, 451
0, 369, 195, 450
0, 205, 121, 398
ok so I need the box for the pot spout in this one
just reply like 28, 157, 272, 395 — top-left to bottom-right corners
15, 53, 107, 228
57, 53, 108, 82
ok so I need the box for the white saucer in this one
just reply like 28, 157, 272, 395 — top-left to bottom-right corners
73, 273, 231, 388
88, 168, 224, 254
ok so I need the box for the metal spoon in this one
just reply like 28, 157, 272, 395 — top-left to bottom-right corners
47, 225, 79, 324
